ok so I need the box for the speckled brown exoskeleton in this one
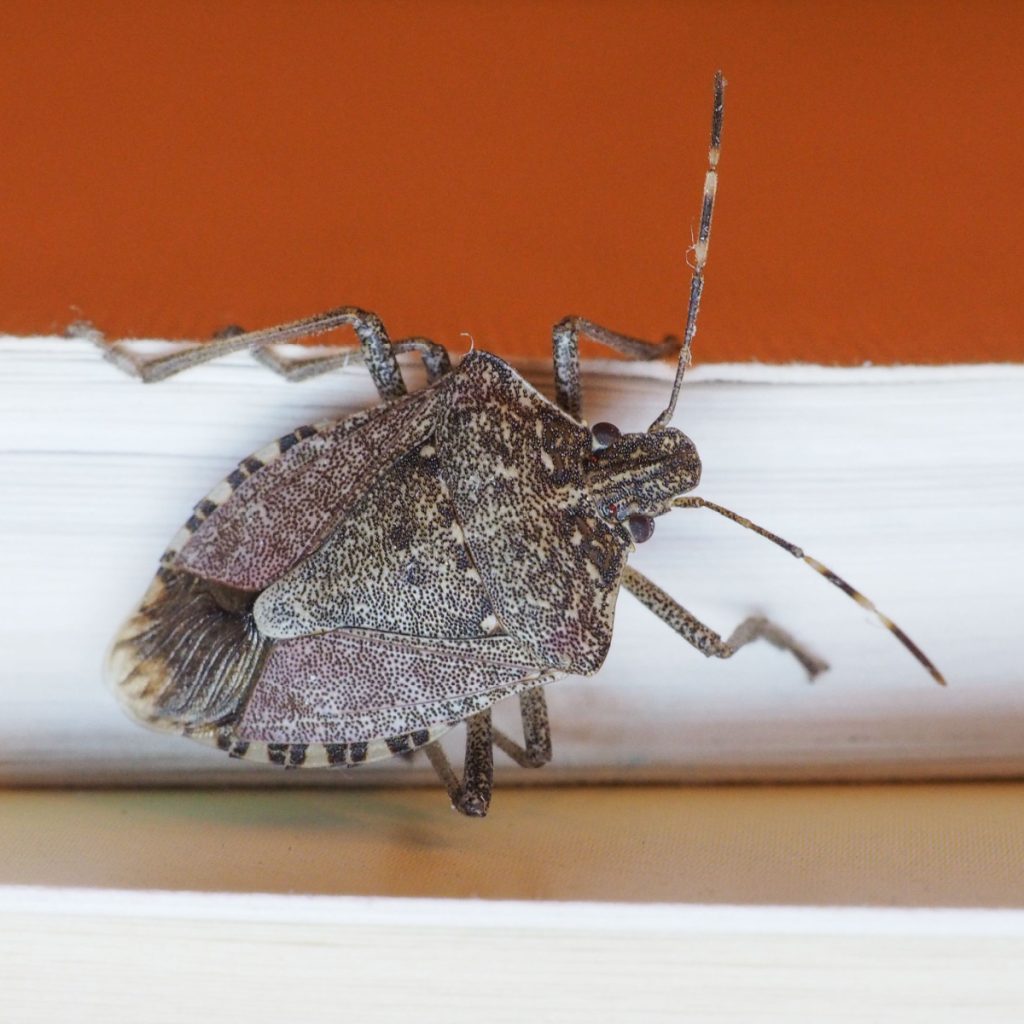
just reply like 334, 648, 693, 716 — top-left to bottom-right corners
95, 73, 944, 816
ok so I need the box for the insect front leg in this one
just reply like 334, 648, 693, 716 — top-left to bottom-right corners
80, 306, 451, 398
492, 689, 552, 769
551, 316, 679, 420
425, 712, 495, 817
622, 565, 829, 679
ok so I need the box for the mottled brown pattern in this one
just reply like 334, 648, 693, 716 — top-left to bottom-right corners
238, 629, 548, 743
110, 350, 699, 770
253, 437, 495, 640
439, 352, 632, 674
568, 511, 622, 578
177, 392, 440, 590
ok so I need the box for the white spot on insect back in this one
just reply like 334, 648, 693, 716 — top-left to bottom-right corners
254, 440, 281, 464
208, 480, 233, 504
167, 526, 192, 554
540, 451, 555, 473
479, 614, 500, 634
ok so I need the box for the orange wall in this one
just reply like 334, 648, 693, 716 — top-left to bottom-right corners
1, 1, 1020, 364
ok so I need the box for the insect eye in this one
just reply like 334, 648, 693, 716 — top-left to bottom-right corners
591, 422, 621, 449
627, 515, 655, 544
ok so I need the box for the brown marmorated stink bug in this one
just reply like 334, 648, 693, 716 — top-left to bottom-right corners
92, 73, 943, 816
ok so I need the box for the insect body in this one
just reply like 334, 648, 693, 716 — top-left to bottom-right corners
100, 73, 943, 816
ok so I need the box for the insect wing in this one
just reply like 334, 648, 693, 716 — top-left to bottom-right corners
174, 387, 441, 591
236, 629, 553, 745
252, 416, 498, 642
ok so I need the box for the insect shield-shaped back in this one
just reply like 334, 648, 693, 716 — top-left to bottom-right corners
106, 351, 683, 770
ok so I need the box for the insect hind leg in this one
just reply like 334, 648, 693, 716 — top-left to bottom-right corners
425, 688, 552, 816
622, 565, 828, 680
78, 306, 452, 398
425, 712, 494, 818
492, 689, 552, 768
723, 615, 829, 679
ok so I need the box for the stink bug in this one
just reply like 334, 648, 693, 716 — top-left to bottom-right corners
94, 72, 943, 816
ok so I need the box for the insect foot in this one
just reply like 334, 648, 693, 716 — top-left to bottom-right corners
105, 72, 942, 817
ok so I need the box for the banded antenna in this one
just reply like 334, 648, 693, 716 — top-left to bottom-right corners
651, 69, 725, 432
674, 496, 946, 685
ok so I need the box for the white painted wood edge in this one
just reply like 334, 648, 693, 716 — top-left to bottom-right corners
5, 883, 1024, 935
4, 884, 1024, 1024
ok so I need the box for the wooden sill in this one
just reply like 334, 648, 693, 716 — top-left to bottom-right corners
2, 782, 1024, 1022
1, 782, 1022, 907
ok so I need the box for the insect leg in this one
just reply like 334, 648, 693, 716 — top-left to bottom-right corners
622, 565, 829, 679
553, 72, 726, 424
252, 336, 452, 385
77, 306, 449, 398
492, 688, 552, 768
551, 316, 679, 420
424, 711, 495, 817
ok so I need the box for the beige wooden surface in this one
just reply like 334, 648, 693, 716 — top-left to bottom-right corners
5, 783, 1024, 1023
2, 782, 1022, 906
